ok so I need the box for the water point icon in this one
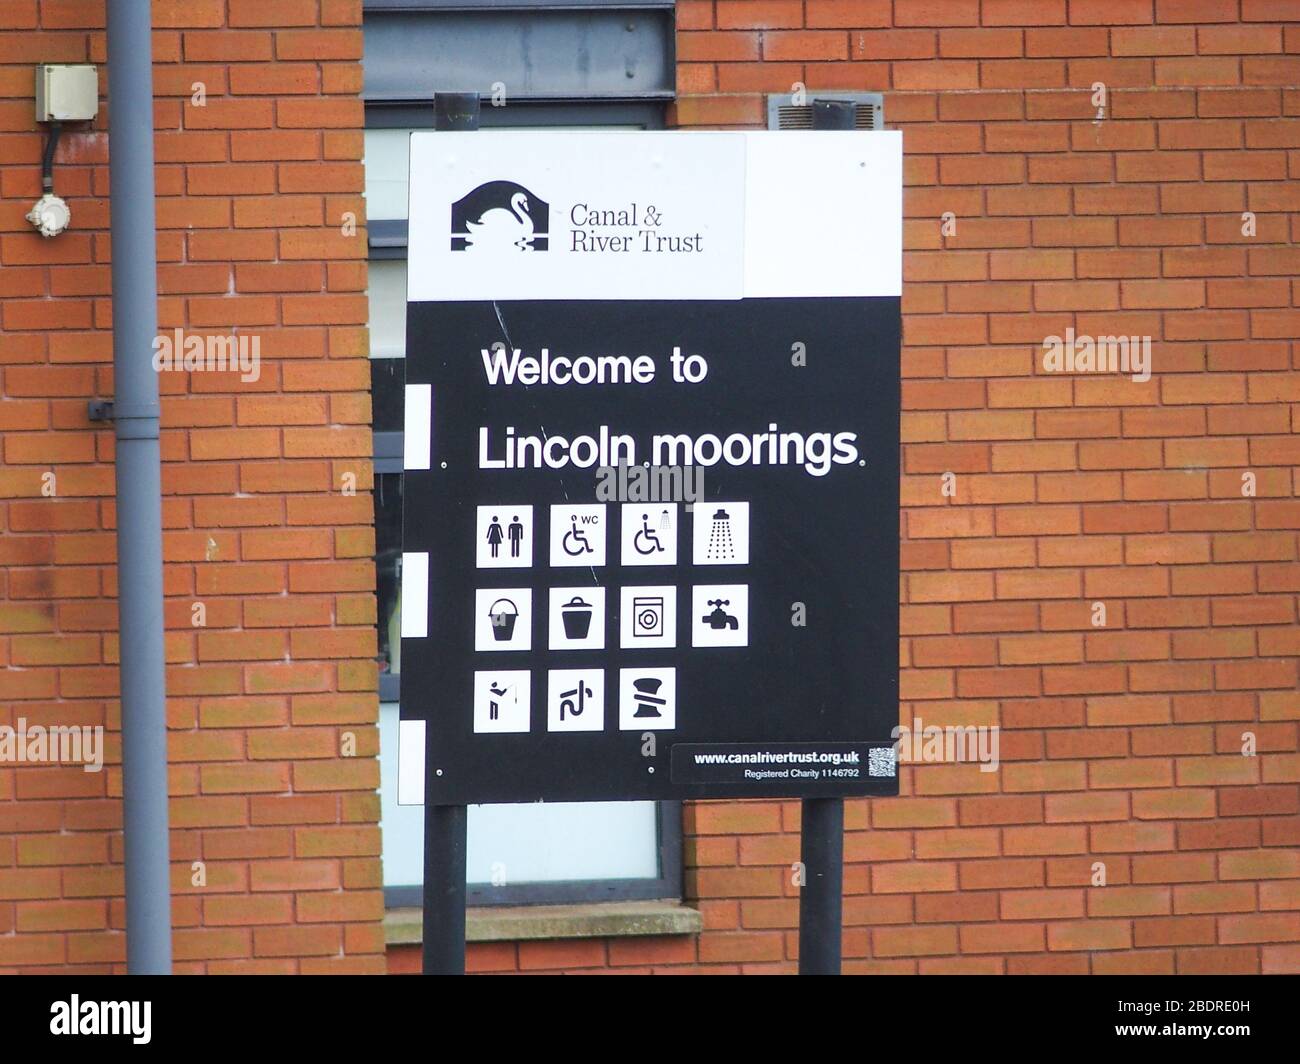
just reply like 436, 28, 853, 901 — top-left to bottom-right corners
691, 584, 748, 648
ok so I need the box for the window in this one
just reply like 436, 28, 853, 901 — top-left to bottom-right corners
362, 0, 678, 909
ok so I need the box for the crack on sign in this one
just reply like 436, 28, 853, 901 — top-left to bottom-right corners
490, 302, 578, 559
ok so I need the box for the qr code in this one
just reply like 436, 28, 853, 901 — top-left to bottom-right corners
868, 747, 897, 778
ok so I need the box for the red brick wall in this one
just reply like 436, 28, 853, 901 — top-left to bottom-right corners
395, 0, 1300, 975
0, 0, 382, 973
668, 0, 1300, 975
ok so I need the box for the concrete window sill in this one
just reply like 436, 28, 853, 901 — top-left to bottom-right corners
385, 900, 703, 945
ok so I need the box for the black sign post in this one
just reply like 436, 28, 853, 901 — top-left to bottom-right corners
404, 113, 902, 975
421, 93, 479, 976
798, 796, 845, 975
796, 97, 856, 977
420, 801, 466, 975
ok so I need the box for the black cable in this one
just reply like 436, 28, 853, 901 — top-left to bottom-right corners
41, 120, 62, 194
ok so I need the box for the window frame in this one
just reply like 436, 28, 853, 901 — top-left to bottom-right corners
383, 800, 684, 908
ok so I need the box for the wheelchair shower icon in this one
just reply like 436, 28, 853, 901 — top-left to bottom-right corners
633, 510, 671, 556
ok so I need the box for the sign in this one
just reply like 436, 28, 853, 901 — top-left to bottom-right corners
400, 131, 901, 804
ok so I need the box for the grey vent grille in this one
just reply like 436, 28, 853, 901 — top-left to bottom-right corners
767, 93, 884, 131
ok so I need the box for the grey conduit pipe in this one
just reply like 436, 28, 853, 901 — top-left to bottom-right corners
107, 0, 172, 974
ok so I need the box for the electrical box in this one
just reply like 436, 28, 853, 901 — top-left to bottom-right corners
35, 64, 98, 122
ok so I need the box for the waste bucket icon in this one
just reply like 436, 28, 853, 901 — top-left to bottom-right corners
488, 598, 518, 641
560, 596, 593, 639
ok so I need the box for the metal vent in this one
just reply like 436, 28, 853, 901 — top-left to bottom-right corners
767, 93, 884, 131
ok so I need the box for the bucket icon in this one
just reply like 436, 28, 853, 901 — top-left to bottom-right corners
488, 598, 518, 641
560, 596, 593, 640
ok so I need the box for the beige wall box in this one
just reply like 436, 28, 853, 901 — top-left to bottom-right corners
35, 64, 98, 122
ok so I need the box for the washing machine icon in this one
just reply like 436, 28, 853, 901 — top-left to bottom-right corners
620, 586, 676, 648
632, 596, 664, 638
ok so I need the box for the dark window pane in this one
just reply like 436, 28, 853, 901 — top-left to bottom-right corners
370, 356, 405, 434
375, 471, 404, 678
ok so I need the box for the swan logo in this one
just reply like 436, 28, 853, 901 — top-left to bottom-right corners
451, 180, 550, 252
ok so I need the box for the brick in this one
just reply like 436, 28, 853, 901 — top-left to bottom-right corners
1221, 850, 1300, 880
875, 924, 958, 957
1218, 913, 1300, 945
895, 0, 979, 25
1177, 946, 1260, 975
1133, 915, 1215, 947
1047, 919, 1132, 951
870, 861, 958, 897
677, 32, 760, 63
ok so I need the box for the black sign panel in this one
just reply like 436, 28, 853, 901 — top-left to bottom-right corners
400, 297, 900, 803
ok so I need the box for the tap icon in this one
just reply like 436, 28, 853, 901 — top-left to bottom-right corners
701, 598, 739, 631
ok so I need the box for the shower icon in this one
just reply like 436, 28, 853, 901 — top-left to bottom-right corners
693, 501, 748, 566
705, 508, 735, 561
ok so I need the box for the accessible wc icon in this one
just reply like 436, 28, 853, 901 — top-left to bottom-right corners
550, 504, 607, 567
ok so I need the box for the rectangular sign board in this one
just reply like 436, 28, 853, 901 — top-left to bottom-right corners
401, 131, 901, 804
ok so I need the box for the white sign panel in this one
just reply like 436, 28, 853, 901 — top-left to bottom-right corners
406, 131, 902, 303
